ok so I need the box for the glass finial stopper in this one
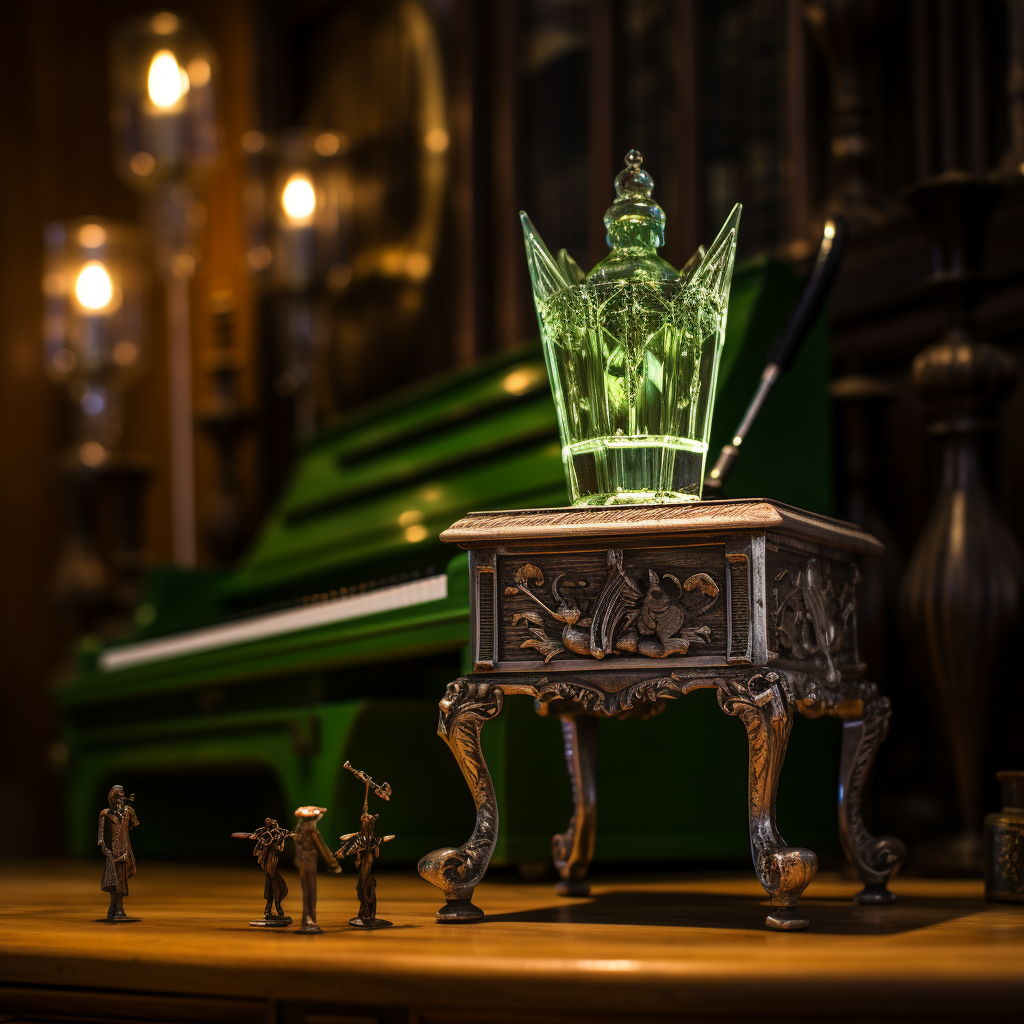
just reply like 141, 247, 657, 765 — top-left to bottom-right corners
603, 149, 665, 251
614, 150, 655, 200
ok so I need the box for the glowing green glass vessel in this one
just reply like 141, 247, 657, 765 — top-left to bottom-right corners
522, 150, 740, 505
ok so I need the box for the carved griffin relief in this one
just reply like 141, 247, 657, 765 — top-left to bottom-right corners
506, 550, 721, 663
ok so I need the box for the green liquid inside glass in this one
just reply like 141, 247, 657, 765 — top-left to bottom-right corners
536, 278, 725, 505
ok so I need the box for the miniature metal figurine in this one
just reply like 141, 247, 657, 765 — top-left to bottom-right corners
97, 785, 138, 923
292, 805, 342, 933
336, 761, 395, 928
231, 818, 294, 927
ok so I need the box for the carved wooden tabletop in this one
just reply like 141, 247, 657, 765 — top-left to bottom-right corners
441, 498, 884, 557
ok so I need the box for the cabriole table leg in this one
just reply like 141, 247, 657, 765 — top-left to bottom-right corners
720, 673, 818, 931
418, 678, 504, 922
553, 714, 598, 896
838, 694, 907, 904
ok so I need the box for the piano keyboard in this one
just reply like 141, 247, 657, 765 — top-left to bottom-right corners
99, 574, 449, 673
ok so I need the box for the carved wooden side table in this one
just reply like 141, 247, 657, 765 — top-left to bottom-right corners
418, 500, 906, 930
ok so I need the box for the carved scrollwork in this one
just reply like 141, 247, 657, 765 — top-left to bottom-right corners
418, 679, 504, 908
785, 671, 880, 723
437, 677, 503, 740
534, 671, 714, 719
535, 678, 605, 713
510, 550, 721, 664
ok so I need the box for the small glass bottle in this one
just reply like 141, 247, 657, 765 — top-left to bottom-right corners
984, 770, 1024, 903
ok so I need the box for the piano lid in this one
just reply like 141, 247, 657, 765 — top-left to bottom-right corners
219, 341, 567, 611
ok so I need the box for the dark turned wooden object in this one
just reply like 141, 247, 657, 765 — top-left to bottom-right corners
999, 0, 1024, 176
830, 374, 899, 684
803, 0, 886, 231
900, 172, 1023, 873
419, 501, 906, 932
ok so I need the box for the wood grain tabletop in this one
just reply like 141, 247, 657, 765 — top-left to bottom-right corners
1, 861, 1021, 1022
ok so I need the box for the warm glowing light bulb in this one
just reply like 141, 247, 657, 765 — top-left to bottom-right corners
78, 223, 107, 248
75, 262, 114, 311
281, 174, 316, 224
148, 49, 189, 109
424, 128, 449, 154
186, 57, 211, 88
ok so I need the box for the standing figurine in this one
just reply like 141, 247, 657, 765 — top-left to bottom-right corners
335, 761, 395, 929
231, 818, 294, 927
292, 806, 342, 933
97, 785, 139, 923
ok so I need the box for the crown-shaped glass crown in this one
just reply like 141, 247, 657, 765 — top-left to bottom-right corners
521, 150, 740, 506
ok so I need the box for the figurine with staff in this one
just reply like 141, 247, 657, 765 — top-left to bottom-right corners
98, 785, 138, 923
336, 761, 395, 928
231, 817, 294, 927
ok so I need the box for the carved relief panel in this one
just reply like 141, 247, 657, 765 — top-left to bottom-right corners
495, 546, 732, 668
767, 548, 861, 682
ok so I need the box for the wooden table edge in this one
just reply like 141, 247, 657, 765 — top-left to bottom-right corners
3, 948, 1021, 1018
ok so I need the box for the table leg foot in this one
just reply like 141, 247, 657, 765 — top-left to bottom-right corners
838, 697, 906, 904
436, 897, 485, 923
554, 879, 590, 897
418, 679, 504, 920
854, 883, 898, 905
765, 906, 810, 931
552, 714, 597, 898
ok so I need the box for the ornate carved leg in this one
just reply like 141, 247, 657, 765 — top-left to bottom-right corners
552, 714, 598, 897
418, 678, 504, 923
719, 673, 818, 931
838, 694, 907, 904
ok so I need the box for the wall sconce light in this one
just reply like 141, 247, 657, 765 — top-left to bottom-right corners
43, 218, 147, 465
43, 218, 152, 633
109, 9, 219, 566
109, 9, 217, 190
243, 127, 352, 437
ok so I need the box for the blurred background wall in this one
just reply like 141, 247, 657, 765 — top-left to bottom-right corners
0, 0, 255, 853
1, 0, 1023, 858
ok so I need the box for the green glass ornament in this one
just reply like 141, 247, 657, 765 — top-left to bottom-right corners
522, 149, 740, 505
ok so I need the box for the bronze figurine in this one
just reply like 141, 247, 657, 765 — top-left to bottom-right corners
231, 818, 294, 927
292, 805, 342, 933
336, 761, 395, 928
97, 785, 138, 923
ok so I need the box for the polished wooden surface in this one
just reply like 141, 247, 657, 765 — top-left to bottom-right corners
1, 862, 1022, 1022
441, 499, 884, 556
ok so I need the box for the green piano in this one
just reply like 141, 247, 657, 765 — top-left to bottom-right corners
58, 256, 840, 869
